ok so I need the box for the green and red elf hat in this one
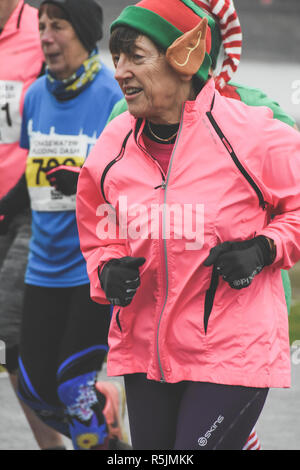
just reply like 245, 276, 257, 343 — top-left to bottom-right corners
111, 0, 242, 91
111, 0, 217, 84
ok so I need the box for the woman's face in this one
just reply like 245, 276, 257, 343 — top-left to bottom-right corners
39, 10, 89, 80
112, 35, 193, 124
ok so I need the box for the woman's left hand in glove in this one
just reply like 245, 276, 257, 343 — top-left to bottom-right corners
45, 165, 81, 196
204, 236, 275, 289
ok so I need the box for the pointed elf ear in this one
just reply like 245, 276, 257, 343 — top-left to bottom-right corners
166, 17, 208, 78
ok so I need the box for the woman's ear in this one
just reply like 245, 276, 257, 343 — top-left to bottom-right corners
166, 17, 208, 78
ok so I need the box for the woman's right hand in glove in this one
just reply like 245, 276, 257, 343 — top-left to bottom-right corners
98, 256, 146, 306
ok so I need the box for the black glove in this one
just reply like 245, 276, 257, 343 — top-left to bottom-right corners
0, 174, 30, 236
99, 256, 146, 306
0, 214, 10, 236
0, 174, 30, 219
45, 165, 80, 196
204, 236, 274, 290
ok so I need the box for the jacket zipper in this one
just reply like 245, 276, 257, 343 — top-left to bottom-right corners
206, 100, 266, 210
154, 110, 185, 382
157, 112, 185, 382
134, 128, 167, 382
135, 113, 185, 382
157, 182, 169, 382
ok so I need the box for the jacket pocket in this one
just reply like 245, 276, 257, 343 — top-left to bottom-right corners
204, 265, 219, 334
115, 309, 122, 332
206, 105, 266, 210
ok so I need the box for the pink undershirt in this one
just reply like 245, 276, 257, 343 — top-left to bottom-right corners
142, 134, 174, 175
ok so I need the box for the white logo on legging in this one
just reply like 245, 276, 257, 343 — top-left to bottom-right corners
198, 415, 225, 447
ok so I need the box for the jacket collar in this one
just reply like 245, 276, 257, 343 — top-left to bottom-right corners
0, 0, 25, 39
185, 77, 216, 118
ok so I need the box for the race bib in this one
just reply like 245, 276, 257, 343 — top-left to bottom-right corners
26, 125, 95, 211
0, 80, 23, 144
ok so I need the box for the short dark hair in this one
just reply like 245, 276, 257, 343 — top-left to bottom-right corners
109, 26, 165, 57
38, 3, 69, 21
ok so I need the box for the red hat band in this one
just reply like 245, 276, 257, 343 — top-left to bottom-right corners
136, 0, 212, 55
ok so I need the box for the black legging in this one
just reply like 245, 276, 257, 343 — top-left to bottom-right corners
124, 373, 268, 450
19, 283, 110, 405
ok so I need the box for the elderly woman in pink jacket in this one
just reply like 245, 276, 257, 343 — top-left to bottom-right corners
76, 0, 300, 450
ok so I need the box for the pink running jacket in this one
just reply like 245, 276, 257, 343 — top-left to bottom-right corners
0, 0, 44, 198
77, 78, 300, 388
